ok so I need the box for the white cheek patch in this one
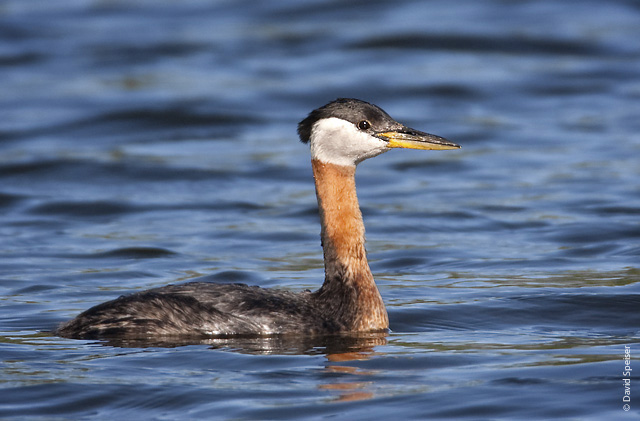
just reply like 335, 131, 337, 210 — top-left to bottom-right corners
309, 117, 389, 167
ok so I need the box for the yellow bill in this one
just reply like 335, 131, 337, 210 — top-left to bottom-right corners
377, 130, 460, 150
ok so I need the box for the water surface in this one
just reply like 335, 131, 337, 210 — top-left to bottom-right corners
1, 0, 639, 419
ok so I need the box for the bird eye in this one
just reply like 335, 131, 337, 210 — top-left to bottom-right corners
357, 120, 371, 130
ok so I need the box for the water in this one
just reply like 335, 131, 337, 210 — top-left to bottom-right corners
1, 0, 639, 419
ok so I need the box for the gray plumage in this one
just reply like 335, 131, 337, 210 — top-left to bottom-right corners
56, 283, 342, 338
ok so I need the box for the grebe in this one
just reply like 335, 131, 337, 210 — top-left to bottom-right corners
56, 98, 459, 339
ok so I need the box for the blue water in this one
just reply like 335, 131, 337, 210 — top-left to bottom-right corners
1, 0, 639, 419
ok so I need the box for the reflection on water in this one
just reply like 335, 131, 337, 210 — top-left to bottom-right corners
82, 331, 389, 356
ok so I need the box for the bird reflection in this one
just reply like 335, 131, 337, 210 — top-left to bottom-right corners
88, 330, 387, 356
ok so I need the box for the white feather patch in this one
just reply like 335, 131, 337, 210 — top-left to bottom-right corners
309, 117, 389, 167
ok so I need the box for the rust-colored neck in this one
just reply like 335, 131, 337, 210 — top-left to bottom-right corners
311, 159, 388, 331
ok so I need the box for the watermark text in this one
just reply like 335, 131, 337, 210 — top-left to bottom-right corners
623, 345, 631, 411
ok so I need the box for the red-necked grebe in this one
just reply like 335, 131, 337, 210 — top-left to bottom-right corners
56, 98, 459, 339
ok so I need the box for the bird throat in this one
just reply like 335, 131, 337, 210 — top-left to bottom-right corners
311, 159, 389, 331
